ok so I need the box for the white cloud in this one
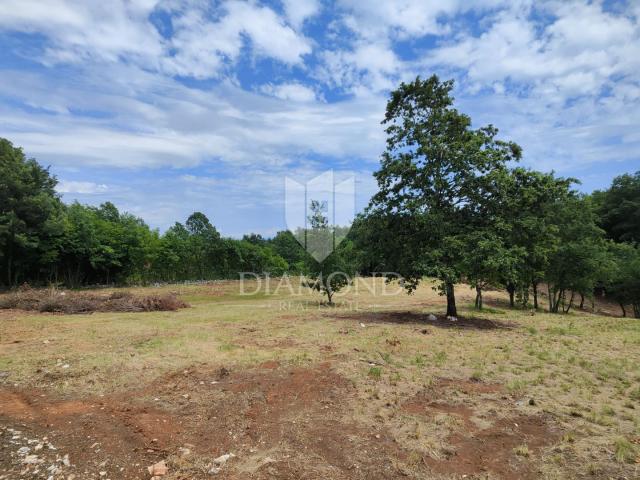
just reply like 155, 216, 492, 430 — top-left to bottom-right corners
1, 0, 639, 234
155, 0, 314, 78
336, 0, 505, 40
282, 0, 320, 29
57, 180, 108, 194
0, 0, 164, 65
0, 62, 385, 170
260, 82, 318, 102
0, 0, 312, 79
318, 41, 402, 93
426, 2, 640, 101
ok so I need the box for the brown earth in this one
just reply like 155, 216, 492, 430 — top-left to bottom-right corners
0, 363, 559, 480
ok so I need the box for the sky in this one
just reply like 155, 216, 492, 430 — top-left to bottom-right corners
1, 0, 639, 237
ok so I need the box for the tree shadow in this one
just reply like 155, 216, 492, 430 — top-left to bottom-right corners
335, 311, 514, 330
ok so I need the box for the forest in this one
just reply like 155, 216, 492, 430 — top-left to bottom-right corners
1, 76, 639, 317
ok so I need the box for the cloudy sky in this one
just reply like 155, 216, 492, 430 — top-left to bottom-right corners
1, 0, 639, 236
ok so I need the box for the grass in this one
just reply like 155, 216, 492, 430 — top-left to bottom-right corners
614, 437, 637, 464
1, 277, 639, 478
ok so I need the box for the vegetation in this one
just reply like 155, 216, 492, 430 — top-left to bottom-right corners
1, 75, 640, 316
1, 279, 639, 478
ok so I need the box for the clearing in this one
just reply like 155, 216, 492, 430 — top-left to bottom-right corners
1, 278, 639, 479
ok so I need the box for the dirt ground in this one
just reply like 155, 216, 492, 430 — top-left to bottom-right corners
1, 279, 639, 479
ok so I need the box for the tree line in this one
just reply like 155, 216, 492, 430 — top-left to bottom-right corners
1, 75, 639, 316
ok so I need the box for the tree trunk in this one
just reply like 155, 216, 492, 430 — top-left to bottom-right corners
446, 282, 457, 317
564, 291, 575, 313
532, 281, 538, 310
326, 287, 333, 305
475, 286, 482, 310
620, 302, 626, 318
579, 293, 585, 310
507, 283, 515, 308
633, 303, 639, 319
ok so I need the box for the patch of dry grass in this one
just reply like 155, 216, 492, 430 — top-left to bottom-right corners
1, 277, 639, 478
0, 285, 188, 314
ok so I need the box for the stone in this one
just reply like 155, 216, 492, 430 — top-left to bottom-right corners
147, 460, 168, 476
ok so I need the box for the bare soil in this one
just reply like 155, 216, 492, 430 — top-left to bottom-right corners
1, 363, 558, 479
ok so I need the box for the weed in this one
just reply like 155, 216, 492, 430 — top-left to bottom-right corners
412, 355, 425, 367
368, 366, 382, 380
432, 350, 447, 367
507, 379, 527, 393
614, 437, 637, 464
513, 444, 530, 457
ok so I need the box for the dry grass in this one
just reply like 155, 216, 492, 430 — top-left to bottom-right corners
1, 277, 639, 479
0, 285, 188, 314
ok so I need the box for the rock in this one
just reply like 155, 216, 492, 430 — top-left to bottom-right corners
446, 316, 458, 322
213, 453, 235, 465
23, 454, 43, 464
147, 460, 168, 476
209, 453, 235, 474
178, 447, 191, 457
360, 323, 366, 328
427, 314, 437, 321
17, 446, 30, 455
62, 454, 70, 466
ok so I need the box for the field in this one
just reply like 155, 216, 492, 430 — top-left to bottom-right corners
1, 278, 639, 479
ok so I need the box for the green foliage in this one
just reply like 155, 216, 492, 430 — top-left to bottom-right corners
594, 171, 640, 243
605, 242, 640, 318
368, 75, 521, 316
545, 195, 609, 313
0, 138, 293, 286
0, 138, 63, 285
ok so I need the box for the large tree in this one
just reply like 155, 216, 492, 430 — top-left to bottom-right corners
369, 75, 521, 317
0, 138, 63, 286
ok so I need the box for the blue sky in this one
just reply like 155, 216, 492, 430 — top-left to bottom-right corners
1, 0, 639, 236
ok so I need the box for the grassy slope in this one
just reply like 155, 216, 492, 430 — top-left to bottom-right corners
1, 278, 639, 477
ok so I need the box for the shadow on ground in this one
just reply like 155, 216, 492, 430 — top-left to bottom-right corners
335, 311, 515, 330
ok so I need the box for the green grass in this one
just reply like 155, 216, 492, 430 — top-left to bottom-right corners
614, 437, 637, 463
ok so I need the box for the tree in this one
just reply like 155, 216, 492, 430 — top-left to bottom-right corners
546, 195, 607, 313
0, 138, 63, 285
594, 171, 640, 243
303, 198, 353, 304
606, 242, 640, 318
369, 75, 521, 317
458, 229, 523, 309
185, 212, 221, 279
269, 230, 310, 274
490, 168, 574, 309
